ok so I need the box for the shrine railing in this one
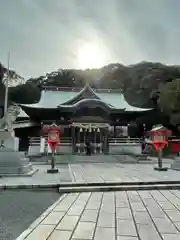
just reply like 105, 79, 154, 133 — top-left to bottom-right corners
109, 137, 141, 144
29, 136, 72, 155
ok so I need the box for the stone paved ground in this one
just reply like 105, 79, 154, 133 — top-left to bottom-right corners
0, 164, 72, 186
69, 162, 180, 183
0, 190, 60, 240
0, 161, 180, 186
18, 190, 180, 240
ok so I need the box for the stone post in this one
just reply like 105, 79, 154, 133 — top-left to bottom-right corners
154, 149, 168, 171
47, 147, 58, 173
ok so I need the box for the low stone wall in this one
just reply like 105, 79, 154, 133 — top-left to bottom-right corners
56, 144, 72, 154
109, 143, 141, 155
28, 145, 41, 156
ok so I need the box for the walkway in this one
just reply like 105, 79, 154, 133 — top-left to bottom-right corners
17, 190, 180, 240
4, 156, 180, 239
0, 161, 179, 187
69, 162, 177, 183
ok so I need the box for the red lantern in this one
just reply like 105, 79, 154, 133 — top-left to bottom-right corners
148, 126, 171, 152
42, 123, 60, 152
48, 130, 60, 151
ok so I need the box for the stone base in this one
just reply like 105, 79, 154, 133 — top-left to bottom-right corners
154, 167, 168, 171
0, 148, 35, 176
171, 157, 180, 171
47, 168, 59, 174
0, 168, 38, 177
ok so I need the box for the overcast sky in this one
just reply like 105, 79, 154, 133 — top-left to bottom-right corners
0, 0, 180, 79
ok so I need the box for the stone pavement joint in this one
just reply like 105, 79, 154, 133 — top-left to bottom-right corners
1, 161, 180, 188
16, 190, 180, 240
58, 184, 180, 193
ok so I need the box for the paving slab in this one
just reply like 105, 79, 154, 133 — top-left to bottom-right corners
0, 164, 71, 187
69, 161, 180, 183
72, 221, 95, 239
94, 227, 116, 240
97, 212, 115, 227
17, 190, 180, 240
81, 209, 98, 222
69, 162, 180, 184
117, 237, 138, 240
0, 159, 180, 188
162, 234, 180, 240
48, 230, 72, 240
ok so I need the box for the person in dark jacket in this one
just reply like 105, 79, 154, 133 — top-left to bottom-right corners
85, 138, 91, 155
141, 136, 146, 153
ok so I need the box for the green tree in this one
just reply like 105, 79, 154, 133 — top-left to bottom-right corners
158, 79, 180, 125
0, 63, 5, 103
9, 83, 41, 104
0, 63, 41, 106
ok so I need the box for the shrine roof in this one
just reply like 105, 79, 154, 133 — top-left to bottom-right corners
19, 84, 152, 112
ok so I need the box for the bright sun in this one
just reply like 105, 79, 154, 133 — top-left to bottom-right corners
77, 43, 105, 69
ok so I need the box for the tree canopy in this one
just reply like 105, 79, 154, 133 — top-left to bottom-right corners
9, 83, 41, 104
2, 60, 180, 130
158, 79, 180, 126
0, 62, 41, 105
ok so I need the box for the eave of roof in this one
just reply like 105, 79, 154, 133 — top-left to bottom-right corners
19, 84, 152, 112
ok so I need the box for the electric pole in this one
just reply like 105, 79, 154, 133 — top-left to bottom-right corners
4, 52, 10, 116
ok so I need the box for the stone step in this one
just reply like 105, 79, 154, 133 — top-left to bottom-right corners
1, 181, 180, 191
59, 184, 180, 193
59, 180, 180, 187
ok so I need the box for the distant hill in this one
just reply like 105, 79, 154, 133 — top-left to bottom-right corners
2, 60, 180, 129
2, 60, 180, 108
26, 61, 180, 108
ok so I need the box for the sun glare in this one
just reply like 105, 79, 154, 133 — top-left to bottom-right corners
77, 43, 105, 69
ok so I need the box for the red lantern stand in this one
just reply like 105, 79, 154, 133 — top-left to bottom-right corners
42, 123, 60, 173
148, 128, 171, 171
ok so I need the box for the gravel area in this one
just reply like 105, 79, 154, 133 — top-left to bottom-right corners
0, 190, 61, 240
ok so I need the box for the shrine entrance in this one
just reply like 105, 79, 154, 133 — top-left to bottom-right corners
71, 123, 109, 155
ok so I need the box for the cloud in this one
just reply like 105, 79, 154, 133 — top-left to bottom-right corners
0, 0, 180, 78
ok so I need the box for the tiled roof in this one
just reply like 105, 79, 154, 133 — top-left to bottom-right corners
95, 92, 150, 111
21, 90, 78, 108
20, 85, 151, 112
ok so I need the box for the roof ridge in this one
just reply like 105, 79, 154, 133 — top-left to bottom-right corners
42, 86, 122, 93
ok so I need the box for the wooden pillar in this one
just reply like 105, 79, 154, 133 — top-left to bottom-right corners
107, 127, 109, 154
103, 127, 109, 154
114, 125, 116, 138
71, 126, 76, 154
99, 128, 102, 154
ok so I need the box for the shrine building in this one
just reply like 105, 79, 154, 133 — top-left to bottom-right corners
15, 84, 153, 155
